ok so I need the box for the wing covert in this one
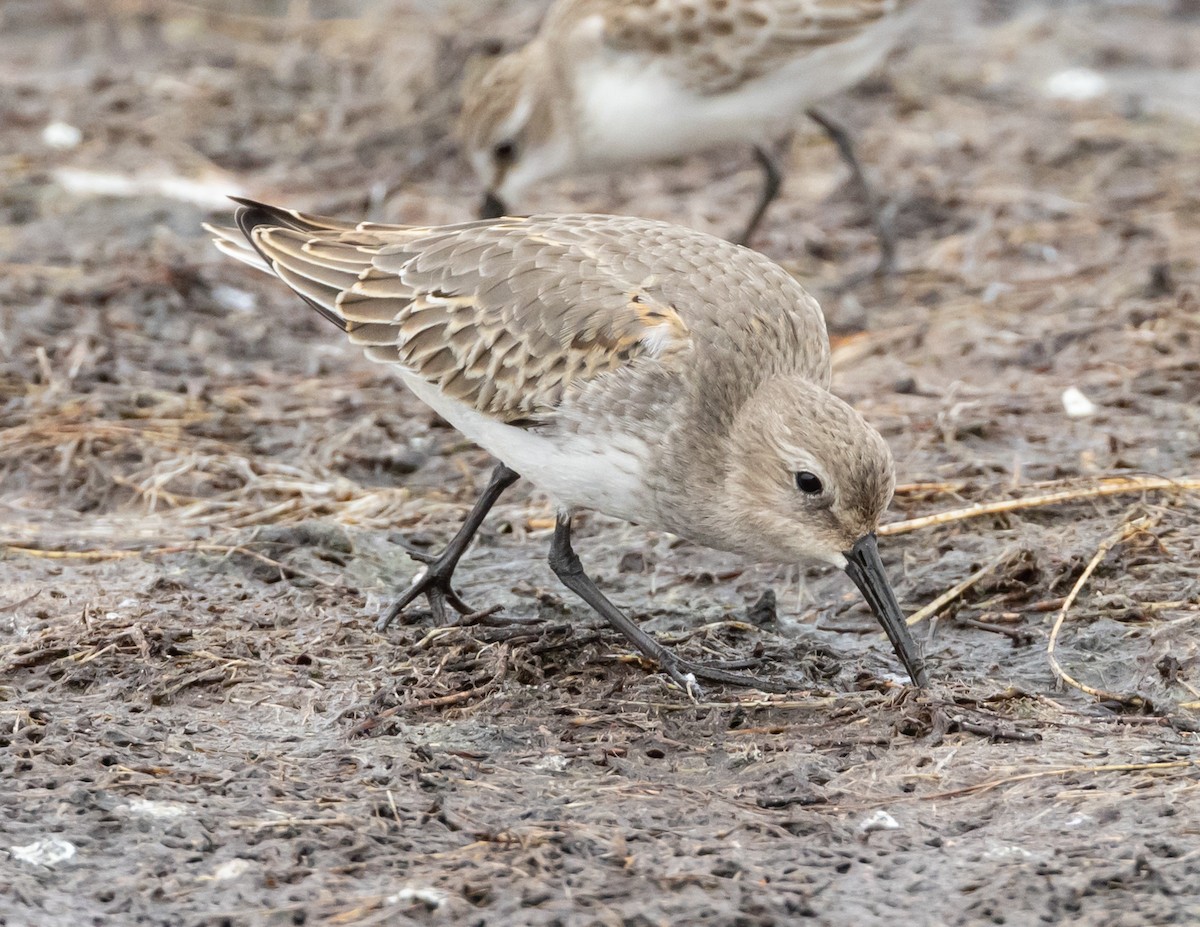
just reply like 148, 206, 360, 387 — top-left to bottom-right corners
556, 0, 914, 93
209, 204, 693, 424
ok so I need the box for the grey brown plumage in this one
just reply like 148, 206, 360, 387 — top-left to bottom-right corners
206, 199, 928, 690
544, 0, 922, 93
209, 202, 829, 426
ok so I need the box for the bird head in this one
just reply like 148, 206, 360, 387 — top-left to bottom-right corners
459, 45, 573, 219
718, 376, 927, 685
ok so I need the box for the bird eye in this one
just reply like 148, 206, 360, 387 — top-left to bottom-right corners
795, 471, 824, 495
493, 140, 517, 164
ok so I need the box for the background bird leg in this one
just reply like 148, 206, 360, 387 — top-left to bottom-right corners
738, 144, 784, 246
806, 106, 898, 277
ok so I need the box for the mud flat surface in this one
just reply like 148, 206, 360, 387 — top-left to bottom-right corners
2, 1, 1199, 924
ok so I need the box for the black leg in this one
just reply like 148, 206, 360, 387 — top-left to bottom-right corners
806, 107, 897, 277
547, 513, 790, 695
376, 462, 520, 631
738, 145, 783, 247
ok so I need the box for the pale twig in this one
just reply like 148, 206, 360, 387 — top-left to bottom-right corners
1172, 678, 1200, 711
879, 475, 1200, 537
612, 694, 853, 712
227, 815, 361, 830
906, 547, 1017, 627
841, 760, 1199, 811
1046, 515, 1158, 706
893, 480, 970, 495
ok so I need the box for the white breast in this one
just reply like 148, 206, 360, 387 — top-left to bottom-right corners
396, 371, 655, 524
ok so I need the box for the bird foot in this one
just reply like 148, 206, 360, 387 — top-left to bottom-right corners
376, 549, 476, 631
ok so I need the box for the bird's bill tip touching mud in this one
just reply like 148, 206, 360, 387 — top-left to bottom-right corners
843, 533, 929, 687
479, 191, 507, 220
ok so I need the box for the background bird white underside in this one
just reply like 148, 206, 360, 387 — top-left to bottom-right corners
569, 1, 928, 163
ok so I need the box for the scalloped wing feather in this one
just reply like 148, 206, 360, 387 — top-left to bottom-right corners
207, 204, 693, 424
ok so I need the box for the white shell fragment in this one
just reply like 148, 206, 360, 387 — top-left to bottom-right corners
1062, 386, 1098, 419
984, 844, 1034, 860
212, 859, 252, 881
389, 886, 449, 910
126, 798, 189, 819
858, 810, 901, 834
1044, 68, 1109, 103
42, 121, 83, 149
11, 837, 77, 868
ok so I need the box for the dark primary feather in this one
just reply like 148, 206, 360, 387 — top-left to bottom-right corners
233, 199, 349, 332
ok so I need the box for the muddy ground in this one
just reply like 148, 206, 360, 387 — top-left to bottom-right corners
2, 1, 1200, 924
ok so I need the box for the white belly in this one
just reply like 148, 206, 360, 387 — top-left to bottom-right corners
397, 371, 654, 524
573, 8, 921, 167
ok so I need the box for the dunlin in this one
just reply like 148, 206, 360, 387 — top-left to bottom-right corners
459, 0, 930, 259
207, 200, 928, 691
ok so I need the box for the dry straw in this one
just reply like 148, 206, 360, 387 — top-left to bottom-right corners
881, 475, 1200, 536
1046, 514, 1160, 707
905, 547, 1018, 627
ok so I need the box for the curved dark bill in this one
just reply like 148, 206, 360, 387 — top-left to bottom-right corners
844, 533, 929, 687
479, 191, 507, 219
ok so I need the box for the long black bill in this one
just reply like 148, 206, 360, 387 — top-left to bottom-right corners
844, 534, 929, 687
479, 191, 507, 219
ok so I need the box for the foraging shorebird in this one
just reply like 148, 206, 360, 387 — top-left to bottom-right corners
206, 200, 928, 691
459, 0, 931, 261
